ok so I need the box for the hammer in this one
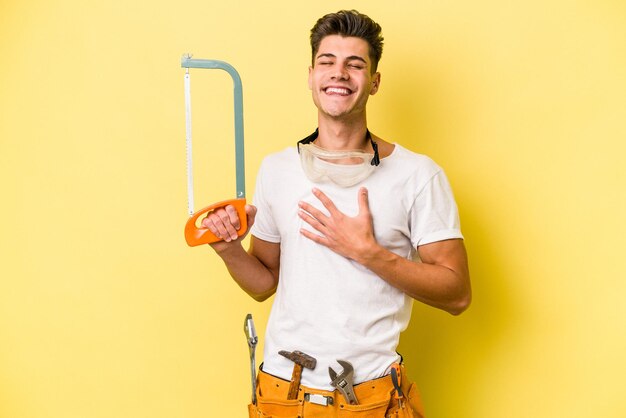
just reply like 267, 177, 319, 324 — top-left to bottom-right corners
278, 350, 317, 399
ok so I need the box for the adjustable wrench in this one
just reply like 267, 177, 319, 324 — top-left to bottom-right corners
328, 360, 358, 405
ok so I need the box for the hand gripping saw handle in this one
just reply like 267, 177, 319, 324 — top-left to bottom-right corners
182, 54, 246, 246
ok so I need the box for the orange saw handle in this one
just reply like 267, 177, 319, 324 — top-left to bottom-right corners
184, 198, 247, 246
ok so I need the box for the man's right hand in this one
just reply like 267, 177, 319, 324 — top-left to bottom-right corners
201, 204, 257, 251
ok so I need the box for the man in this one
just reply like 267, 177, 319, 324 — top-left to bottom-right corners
203, 10, 471, 417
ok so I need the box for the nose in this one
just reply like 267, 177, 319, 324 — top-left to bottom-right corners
330, 64, 349, 80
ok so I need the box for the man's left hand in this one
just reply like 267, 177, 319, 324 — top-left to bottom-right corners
298, 187, 377, 262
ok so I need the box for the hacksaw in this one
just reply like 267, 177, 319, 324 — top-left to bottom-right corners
181, 54, 246, 247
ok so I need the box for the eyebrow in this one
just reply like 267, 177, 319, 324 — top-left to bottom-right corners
316, 53, 367, 64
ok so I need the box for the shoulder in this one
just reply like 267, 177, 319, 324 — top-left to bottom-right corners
374, 136, 440, 169
384, 144, 443, 177
261, 146, 297, 163
258, 147, 299, 173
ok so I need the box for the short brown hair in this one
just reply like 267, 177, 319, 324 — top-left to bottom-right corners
310, 10, 384, 73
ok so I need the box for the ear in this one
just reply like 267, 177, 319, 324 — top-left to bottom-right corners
370, 72, 381, 95
308, 66, 313, 90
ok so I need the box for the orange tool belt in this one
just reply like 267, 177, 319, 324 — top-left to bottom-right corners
248, 363, 425, 418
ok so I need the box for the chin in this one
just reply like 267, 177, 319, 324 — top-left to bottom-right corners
320, 106, 351, 118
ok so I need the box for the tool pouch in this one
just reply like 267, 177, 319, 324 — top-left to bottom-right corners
248, 366, 424, 418
248, 370, 300, 418
384, 381, 424, 418
386, 363, 425, 418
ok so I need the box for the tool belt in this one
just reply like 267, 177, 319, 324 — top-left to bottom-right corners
248, 364, 425, 418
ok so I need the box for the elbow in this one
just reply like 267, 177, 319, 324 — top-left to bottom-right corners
248, 286, 277, 302
447, 290, 472, 316
251, 293, 271, 302
446, 268, 472, 315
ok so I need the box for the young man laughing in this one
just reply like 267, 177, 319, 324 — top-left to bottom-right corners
203, 10, 471, 417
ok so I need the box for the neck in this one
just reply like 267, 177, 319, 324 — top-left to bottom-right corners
315, 116, 370, 151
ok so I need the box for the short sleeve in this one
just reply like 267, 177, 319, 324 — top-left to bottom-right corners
409, 170, 463, 248
249, 160, 281, 243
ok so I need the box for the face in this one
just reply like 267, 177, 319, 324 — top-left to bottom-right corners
308, 35, 381, 121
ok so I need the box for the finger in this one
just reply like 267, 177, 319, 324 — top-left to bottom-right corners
202, 212, 231, 240
299, 227, 328, 246
357, 187, 371, 216
201, 215, 220, 238
202, 209, 235, 242
312, 188, 339, 214
209, 213, 232, 241
224, 204, 241, 230
216, 208, 239, 241
245, 204, 257, 229
298, 201, 328, 223
298, 209, 328, 234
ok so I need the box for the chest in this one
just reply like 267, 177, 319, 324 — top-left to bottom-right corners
267, 168, 415, 250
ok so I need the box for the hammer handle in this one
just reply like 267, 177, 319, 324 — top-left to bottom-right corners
287, 364, 303, 400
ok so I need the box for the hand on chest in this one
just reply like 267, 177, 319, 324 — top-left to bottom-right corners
275, 184, 411, 249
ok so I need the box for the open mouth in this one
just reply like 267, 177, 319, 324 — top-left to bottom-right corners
324, 87, 353, 96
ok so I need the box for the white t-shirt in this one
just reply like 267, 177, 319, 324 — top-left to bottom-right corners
250, 143, 463, 390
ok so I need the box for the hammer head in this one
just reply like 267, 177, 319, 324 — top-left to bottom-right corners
278, 350, 317, 370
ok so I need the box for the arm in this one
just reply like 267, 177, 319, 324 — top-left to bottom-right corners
202, 204, 280, 302
359, 238, 470, 315
298, 187, 471, 315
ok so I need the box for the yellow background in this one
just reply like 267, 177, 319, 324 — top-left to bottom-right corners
1, 1, 625, 417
